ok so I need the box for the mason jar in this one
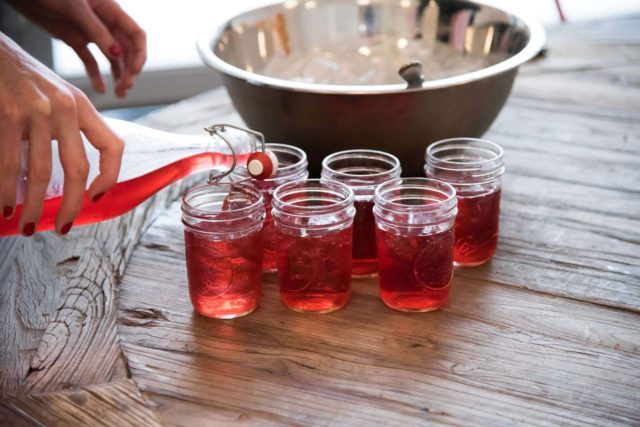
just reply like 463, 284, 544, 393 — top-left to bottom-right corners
233, 143, 308, 272
182, 182, 264, 319
373, 178, 457, 312
321, 149, 401, 278
425, 138, 505, 266
271, 179, 356, 313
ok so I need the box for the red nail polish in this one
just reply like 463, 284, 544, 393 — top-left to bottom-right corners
60, 222, 73, 235
2, 205, 12, 218
23, 222, 36, 237
92, 192, 105, 203
109, 44, 122, 57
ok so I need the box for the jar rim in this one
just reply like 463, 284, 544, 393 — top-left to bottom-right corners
374, 178, 457, 213
272, 179, 354, 215
321, 149, 401, 180
182, 181, 264, 220
426, 138, 504, 166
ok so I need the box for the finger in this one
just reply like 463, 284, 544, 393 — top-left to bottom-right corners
0, 117, 22, 219
52, 93, 89, 235
113, 31, 135, 96
72, 45, 105, 93
96, 2, 147, 74
109, 57, 126, 98
20, 107, 53, 237
70, 2, 122, 60
75, 93, 123, 201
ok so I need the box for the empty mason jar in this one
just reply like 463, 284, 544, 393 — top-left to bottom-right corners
233, 143, 308, 272
182, 182, 265, 319
425, 138, 505, 267
373, 178, 457, 312
321, 149, 401, 278
272, 179, 355, 313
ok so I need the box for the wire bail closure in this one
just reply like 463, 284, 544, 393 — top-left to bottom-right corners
204, 123, 266, 183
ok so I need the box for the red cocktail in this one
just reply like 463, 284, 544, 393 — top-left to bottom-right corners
321, 149, 401, 278
454, 189, 501, 266
182, 182, 265, 319
352, 200, 378, 276
276, 227, 352, 313
185, 228, 262, 318
233, 143, 308, 272
374, 178, 457, 312
426, 138, 505, 266
272, 179, 355, 313
377, 228, 454, 311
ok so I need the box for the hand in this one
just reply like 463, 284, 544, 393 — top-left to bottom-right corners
0, 34, 123, 236
10, 0, 147, 97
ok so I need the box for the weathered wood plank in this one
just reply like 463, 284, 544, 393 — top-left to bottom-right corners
116, 203, 640, 426
0, 379, 161, 426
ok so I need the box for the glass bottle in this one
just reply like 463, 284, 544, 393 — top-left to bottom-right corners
1, 118, 267, 237
271, 179, 355, 313
373, 178, 457, 312
321, 149, 401, 278
425, 138, 505, 266
182, 182, 265, 319
232, 143, 308, 272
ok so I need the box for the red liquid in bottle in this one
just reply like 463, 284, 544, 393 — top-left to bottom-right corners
454, 189, 501, 266
377, 227, 454, 311
276, 227, 352, 313
0, 152, 247, 237
184, 227, 263, 319
352, 200, 378, 277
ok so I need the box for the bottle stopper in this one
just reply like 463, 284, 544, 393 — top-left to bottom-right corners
247, 150, 278, 180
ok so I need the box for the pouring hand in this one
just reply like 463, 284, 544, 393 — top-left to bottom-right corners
9, 0, 147, 98
0, 34, 123, 236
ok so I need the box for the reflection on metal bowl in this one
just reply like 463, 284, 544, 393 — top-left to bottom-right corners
198, 0, 545, 175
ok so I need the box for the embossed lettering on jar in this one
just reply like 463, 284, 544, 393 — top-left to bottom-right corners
321, 150, 401, 278
426, 138, 505, 267
272, 179, 355, 314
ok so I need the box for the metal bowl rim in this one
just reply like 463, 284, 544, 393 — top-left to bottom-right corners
197, 0, 546, 95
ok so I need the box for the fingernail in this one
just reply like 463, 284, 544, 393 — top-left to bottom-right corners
92, 192, 105, 203
3, 206, 12, 218
60, 222, 73, 235
23, 222, 36, 237
109, 44, 122, 57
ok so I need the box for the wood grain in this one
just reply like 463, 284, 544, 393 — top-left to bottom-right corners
117, 202, 640, 426
0, 379, 160, 426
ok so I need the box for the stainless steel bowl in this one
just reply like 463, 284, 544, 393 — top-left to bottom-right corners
198, 0, 545, 175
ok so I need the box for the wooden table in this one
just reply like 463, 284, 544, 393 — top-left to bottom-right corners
2, 15, 639, 426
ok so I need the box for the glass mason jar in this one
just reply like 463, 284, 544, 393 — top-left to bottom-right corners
425, 138, 505, 267
233, 143, 308, 272
271, 179, 356, 314
373, 178, 457, 312
321, 149, 401, 278
182, 182, 265, 319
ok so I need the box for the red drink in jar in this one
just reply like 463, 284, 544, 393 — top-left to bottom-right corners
272, 179, 356, 313
321, 150, 401, 278
276, 227, 352, 313
182, 182, 265, 319
184, 229, 262, 318
352, 200, 377, 276
233, 144, 308, 272
374, 178, 457, 312
426, 138, 505, 267
454, 189, 501, 266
